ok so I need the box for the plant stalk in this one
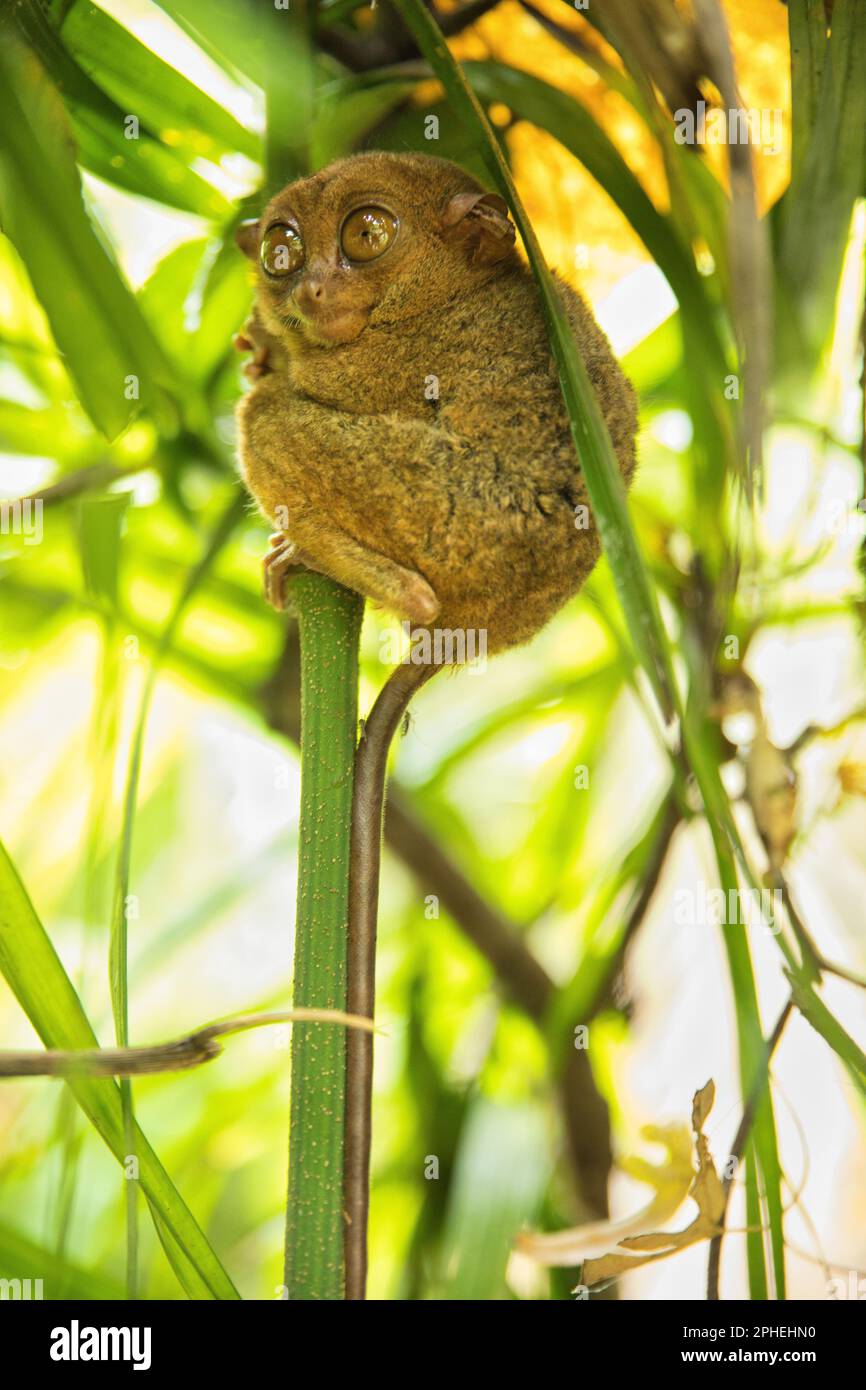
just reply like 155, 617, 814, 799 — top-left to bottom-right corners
284, 573, 363, 1299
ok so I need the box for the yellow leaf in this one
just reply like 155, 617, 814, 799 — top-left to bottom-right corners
515, 1123, 694, 1267
517, 1081, 726, 1284
581, 1080, 725, 1287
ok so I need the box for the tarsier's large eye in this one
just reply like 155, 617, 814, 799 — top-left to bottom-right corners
340, 207, 398, 263
261, 223, 305, 276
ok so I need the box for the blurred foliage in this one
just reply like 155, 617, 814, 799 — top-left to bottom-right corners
0, 0, 864, 1301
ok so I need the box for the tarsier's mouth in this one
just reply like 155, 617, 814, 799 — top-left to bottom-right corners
284, 308, 370, 346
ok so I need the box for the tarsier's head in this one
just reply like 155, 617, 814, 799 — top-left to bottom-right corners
236, 151, 517, 347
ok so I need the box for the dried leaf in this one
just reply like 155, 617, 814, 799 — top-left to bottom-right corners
515, 1122, 694, 1267
579, 1081, 725, 1287
691, 1077, 715, 1132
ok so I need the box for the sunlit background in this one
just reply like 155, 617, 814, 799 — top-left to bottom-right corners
0, 0, 865, 1300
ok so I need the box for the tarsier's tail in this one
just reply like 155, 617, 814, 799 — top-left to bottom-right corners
344, 659, 438, 1299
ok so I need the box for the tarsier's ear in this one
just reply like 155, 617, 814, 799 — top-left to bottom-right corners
235, 218, 260, 259
440, 191, 516, 267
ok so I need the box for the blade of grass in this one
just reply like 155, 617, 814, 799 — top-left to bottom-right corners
49, 493, 129, 1275
462, 60, 728, 377
693, 0, 771, 501
0, 1219, 127, 1300
710, 828, 783, 1298
438, 1098, 551, 1298
786, 0, 828, 192
109, 489, 245, 1297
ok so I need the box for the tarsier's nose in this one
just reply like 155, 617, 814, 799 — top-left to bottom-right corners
293, 278, 324, 315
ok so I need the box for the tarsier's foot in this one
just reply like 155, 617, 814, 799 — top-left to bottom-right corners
263, 529, 441, 623
398, 573, 440, 626
262, 533, 317, 611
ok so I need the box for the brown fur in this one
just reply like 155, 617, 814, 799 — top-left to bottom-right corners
235, 151, 638, 654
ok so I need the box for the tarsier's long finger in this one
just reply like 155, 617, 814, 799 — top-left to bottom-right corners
262, 538, 318, 611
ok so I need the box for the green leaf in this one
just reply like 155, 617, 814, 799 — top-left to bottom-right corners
157, 0, 318, 187
110, 492, 245, 1054
78, 493, 130, 610
778, 0, 866, 376
105, 493, 244, 1295
463, 61, 722, 360
0, 38, 175, 440
439, 1099, 551, 1299
713, 836, 785, 1298
0, 1220, 126, 1301
786, 0, 832, 193
58, 0, 260, 163
392, 0, 789, 1297
0, 400, 98, 462
311, 78, 416, 170
155, 0, 301, 89
787, 973, 866, 1093
138, 237, 251, 381
11, 4, 230, 218
0, 839, 239, 1300
392, 0, 679, 725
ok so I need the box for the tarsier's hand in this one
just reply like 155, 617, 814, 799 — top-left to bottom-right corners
233, 315, 286, 382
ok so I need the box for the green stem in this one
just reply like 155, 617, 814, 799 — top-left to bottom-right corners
284, 574, 363, 1300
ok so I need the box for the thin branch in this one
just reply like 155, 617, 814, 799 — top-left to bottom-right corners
0, 1009, 374, 1079
22, 461, 147, 506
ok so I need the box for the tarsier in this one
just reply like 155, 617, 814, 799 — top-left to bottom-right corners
234, 151, 638, 1298
235, 150, 637, 649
